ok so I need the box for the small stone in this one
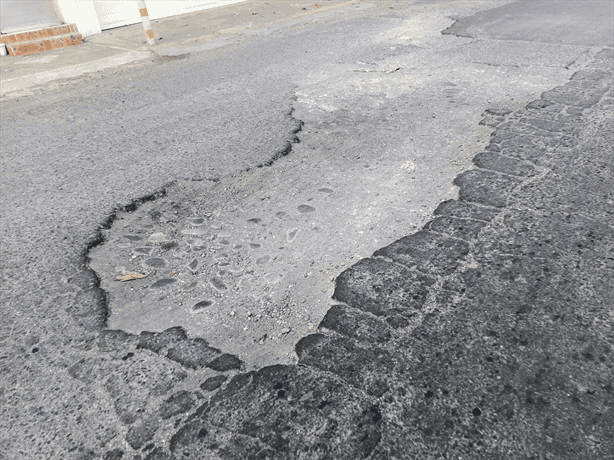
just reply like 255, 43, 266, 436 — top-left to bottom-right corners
187, 217, 206, 226
181, 282, 199, 291
192, 300, 214, 312
124, 235, 143, 242
279, 327, 291, 337
181, 228, 207, 235
160, 242, 179, 251
256, 255, 271, 265
286, 228, 299, 243
150, 278, 177, 289
297, 205, 316, 214
148, 232, 170, 243
142, 257, 168, 269
209, 277, 227, 292
187, 259, 198, 271
264, 273, 283, 284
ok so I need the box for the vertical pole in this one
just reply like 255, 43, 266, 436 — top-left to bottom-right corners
137, 0, 155, 45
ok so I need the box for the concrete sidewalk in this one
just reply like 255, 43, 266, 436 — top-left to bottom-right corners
0, 0, 358, 96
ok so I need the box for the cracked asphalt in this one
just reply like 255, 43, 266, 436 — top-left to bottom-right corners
1, 1, 612, 459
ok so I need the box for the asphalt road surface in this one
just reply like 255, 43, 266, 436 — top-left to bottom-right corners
1, 1, 612, 459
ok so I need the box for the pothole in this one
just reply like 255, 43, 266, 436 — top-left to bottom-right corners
88, 93, 482, 369
89, 167, 447, 369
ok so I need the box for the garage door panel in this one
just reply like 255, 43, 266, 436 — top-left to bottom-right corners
0, 0, 61, 34
95, 0, 247, 31
94, 1, 141, 30
146, 0, 245, 20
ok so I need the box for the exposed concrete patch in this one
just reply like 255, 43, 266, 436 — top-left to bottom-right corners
87, 85, 481, 370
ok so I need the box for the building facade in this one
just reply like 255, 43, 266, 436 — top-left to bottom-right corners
1, 0, 246, 37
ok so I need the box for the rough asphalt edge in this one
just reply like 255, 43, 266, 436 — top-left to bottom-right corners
81, 106, 303, 372
79, 50, 613, 459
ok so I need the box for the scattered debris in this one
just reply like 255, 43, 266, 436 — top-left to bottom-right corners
354, 67, 401, 74
115, 270, 148, 281
153, 54, 189, 64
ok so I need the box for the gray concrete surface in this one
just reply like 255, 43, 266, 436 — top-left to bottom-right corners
1, 1, 612, 459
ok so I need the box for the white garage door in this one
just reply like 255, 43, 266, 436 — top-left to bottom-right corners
95, 0, 246, 31
0, 0, 61, 34
93, 1, 140, 30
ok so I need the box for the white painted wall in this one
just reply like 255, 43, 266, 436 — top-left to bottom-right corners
1, 0, 61, 34
92, 1, 140, 30
147, 0, 246, 21
53, 0, 247, 37
53, 0, 101, 36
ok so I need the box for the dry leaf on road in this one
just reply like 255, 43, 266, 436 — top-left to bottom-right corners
116, 270, 148, 281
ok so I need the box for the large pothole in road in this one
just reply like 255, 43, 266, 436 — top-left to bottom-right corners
86, 0, 582, 370
89, 97, 491, 370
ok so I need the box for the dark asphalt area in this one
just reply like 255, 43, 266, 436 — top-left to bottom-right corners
443, 0, 614, 47
1, 1, 613, 459
136, 49, 613, 460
